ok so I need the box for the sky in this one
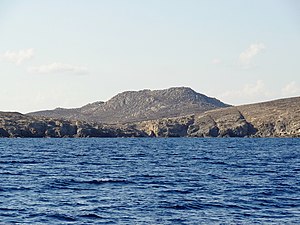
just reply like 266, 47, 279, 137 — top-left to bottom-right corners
0, 0, 300, 113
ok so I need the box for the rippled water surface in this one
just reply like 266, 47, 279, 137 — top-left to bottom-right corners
0, 138, 299, 224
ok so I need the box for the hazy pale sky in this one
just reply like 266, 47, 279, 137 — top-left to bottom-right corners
0, 0, 299, 113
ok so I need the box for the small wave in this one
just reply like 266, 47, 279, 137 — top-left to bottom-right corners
47, 178, 133, 190
227, 146, 235, 148
83, 178, 132, 185
202, 156, 211, 160
211, 161, 227, 165
0, 172, 22, 175
140, 174, 165, 178
0, 160, 40, 164
132, 153, 146, 157
161, 200, 204, 210
165, 204, 188, 210
1, 186, 32, 192
163, 203, 203, 210
110, 157, 127, 160
0, 207, 16, 211
223, 203, 255, 210
51, 178, 76, 186
161, 189, 192, 194
209, 174, 228, 180
47, 213, 77, 222
79, 213, 103, 219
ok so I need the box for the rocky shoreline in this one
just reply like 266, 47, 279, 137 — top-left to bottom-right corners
0, 112, 147, 138
137, 97, 300, 138
1, 96, 300, 138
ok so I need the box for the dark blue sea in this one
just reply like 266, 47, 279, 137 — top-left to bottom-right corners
0, 138, 299, 224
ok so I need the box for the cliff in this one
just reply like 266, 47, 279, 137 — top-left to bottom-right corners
136, 97, 300, 137
0, 112, 146, 138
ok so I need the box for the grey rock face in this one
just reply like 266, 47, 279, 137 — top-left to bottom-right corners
136, 116, 194, 137
187, 115, 219, 137
0, 112, 148, 138
28, 122, 47, 137
136, 97, 300, 138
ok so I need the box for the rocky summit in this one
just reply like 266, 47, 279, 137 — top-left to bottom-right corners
1, 95, 300, 138
28, 87, 230, 124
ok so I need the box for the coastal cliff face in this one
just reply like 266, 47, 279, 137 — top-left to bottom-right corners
1, 95, 300, 138
28, 87, 230, 124
0, 112, 147, 138
136, 97, 300, 138
237, 97, 300, 137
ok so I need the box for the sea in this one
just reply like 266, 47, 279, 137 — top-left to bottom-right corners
0, 138, 299, 224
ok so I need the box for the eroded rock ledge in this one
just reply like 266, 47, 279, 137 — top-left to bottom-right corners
0, 112, 147, 138
135, 108, 258, 138
1, 97, 300, 138
137, 97, 300, 137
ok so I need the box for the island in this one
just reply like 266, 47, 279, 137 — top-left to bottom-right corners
1, 87, 299, 138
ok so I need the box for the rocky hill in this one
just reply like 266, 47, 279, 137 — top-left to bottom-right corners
1, 96, 300, 138
28, 87, 230, 124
